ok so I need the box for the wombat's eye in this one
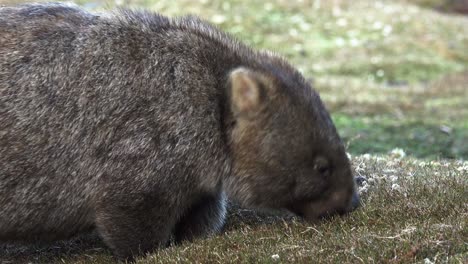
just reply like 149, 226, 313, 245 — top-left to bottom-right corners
314, 157, 330, 176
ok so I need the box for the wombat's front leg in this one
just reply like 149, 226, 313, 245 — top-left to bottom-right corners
94, 193, 177, 261
173, 191, 227, 243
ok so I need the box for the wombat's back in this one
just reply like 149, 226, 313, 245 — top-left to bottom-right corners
0, 3, 230, 241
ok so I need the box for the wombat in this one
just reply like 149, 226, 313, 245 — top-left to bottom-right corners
0, 2, 359, 260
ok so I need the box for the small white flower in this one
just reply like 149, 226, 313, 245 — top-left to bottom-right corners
264, 3, 274, 11
390, 148, 406, 158
376, 69, 385, 77
382, 25, 392, 36
376, 157, 386, 162
372, 21, 383, 30
391, 183, 401, 191
350, 38, 360, 47
336, 18, 348, 27
335, 38, 345, 47
389, 175, 398, 182
211, 15, 227, 24
271, 254, 280, 261
300, 23, 311, 31
424, 258, 434, 264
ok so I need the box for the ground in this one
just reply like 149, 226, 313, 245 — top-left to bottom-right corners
0, 0, 467, 263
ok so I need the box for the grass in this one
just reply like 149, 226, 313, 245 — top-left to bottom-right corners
2, 156, 467, 263
0, 0, 467, 263
322, 72, 468, 159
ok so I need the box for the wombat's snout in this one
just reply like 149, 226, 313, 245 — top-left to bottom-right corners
325, 190, 360, 218
293, 188, 360, 222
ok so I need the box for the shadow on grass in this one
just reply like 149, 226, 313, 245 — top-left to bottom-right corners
0, 205, 296, 263
223, 202, 298, 233
0, 233, 110, 263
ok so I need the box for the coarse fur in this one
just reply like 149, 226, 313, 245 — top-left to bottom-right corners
0, 3, 359, 260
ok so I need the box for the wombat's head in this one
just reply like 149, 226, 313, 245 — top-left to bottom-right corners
225, 65, 359, 221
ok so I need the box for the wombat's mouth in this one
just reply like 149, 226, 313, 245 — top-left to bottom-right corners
286, 203, 310, 220
287, 192, 358, 222
288, 207, 346, 222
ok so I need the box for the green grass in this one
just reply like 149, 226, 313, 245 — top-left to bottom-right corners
322, 72, 468, 159
334, 114, 468, 159
1, 0, 467, 263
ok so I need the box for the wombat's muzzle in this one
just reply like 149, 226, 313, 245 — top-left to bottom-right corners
333, 190, 360, 217
292, 188, 360, 222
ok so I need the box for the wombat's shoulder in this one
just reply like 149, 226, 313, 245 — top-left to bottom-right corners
115, 9, 251, 57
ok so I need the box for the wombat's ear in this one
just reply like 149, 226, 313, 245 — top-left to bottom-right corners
229, 68, 264, 117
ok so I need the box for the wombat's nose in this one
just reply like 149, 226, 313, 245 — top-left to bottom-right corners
350, 191, 360, 211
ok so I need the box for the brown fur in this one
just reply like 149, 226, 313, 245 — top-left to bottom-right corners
0, 3, 359, 260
